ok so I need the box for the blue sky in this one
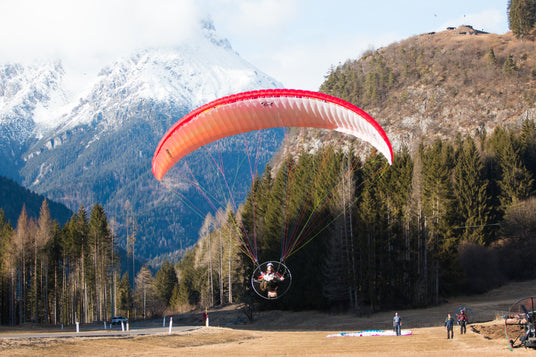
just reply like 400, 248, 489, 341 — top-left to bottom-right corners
205, 0, 509, 90
0, 0, 510, 91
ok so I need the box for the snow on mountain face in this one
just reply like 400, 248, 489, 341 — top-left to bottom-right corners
29, 19, 282, 148
65, 42, 278, 129
18, 18, 283, 187
1, 18, 282, 154
0, 62, 69, 143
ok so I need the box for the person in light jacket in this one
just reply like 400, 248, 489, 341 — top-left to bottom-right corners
393, 312, 402, 336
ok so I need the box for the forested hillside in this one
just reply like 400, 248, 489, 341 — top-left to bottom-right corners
320, 25, 536, 151
0, 175, 72, 226
3, 120, 535, 323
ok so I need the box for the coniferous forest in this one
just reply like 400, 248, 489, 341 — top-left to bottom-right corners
0, 199, 184, 326
174, 120, 536, 313
2, 121, 536, 325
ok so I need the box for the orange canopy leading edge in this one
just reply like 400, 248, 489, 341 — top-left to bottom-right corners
152, 89, 393, 181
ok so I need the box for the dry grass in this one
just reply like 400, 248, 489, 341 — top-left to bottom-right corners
1, 279, 535, 356
0, 322, 532, 357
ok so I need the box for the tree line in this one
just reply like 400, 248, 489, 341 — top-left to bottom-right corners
2, 120, 536, 324
0, 202, 181, 326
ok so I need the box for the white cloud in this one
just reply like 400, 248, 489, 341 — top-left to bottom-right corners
0, 0, 202, 67
204, 0, 299, 46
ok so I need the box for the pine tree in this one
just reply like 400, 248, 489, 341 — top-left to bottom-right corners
508, 0, 536, 39
503, 54, 517, 76
407, 146, 428, 305
73, 207, 90, 322
486, 48, 497, 67
495, 133, 534, 210
176, 253, 202, 307
46, 221, 63, 325
263, 156, 293, 261
421, 140, 455, 303
118, 272, 132, 316
356, 183, 379, 310
155, 260, 179, 305
0, 210, 14, 325
452, 138, 490, 245
88, 203, 113, 322
421, 141, 454, 242
375, 148, 414, 305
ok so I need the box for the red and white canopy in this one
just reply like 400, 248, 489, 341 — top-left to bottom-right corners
152, 89, 393, 181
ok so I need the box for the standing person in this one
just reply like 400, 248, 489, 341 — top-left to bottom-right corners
457, 309, 468, 334
393, 312, 402, 336
445, 313, 455, 339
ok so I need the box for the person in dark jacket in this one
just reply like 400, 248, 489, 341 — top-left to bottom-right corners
445, 313, 455, 339
457, 309, 468, 334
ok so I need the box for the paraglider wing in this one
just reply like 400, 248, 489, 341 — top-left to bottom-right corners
152, 89, 393, 181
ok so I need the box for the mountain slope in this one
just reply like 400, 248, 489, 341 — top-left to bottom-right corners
320, 25, 536, 151
0, 175, 72, 226
0, 62, 68, 178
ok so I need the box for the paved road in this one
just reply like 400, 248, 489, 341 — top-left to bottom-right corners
0, 324, 202, 339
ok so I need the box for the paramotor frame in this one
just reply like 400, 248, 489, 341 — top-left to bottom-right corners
504, 297, 536, 349
251, 261, 292, 300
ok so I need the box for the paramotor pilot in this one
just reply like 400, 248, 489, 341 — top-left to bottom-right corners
257, 263, 285, 298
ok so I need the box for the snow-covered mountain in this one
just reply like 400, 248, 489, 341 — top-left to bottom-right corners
0, 19, 284, 261
35, 22, 277, 140
0, 61, 69, 176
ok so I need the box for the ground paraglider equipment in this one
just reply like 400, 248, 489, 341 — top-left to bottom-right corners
152, 89, 393, 300
504, 297, 536, 349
